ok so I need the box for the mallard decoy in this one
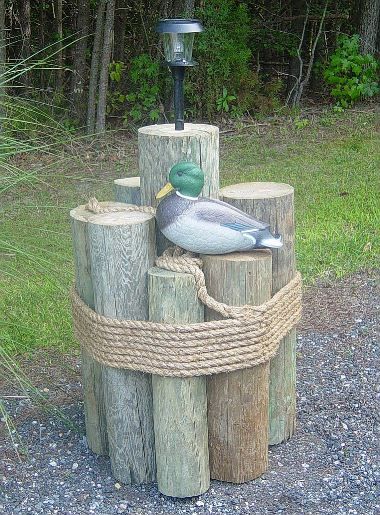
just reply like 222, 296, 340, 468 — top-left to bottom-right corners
155, 162, 282, 255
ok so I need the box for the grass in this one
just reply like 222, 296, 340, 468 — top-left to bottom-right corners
0, 108, 379, 357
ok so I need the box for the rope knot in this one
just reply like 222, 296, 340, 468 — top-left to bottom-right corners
87, 197, 102, 213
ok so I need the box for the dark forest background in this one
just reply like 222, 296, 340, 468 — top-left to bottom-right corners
0, 0, 379, 134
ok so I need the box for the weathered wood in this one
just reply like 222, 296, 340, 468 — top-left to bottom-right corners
202, 251, 272, 483
70, 203, 122, 456
114, 177, 141, 205
148, 268, 209, 497
87, 208, 156, 484
138, 123, 219, 207
220, 183, 296, 445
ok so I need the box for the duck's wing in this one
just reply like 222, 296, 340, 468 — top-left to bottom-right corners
190, 197, 269, 233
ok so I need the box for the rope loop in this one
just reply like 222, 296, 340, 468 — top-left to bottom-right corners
85, 198, 262, 320
71, 197, 303, 376
86, 197, 156, 216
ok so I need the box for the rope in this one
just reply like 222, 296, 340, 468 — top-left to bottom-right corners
71, 198, 302, 377
87, 197, 156, 216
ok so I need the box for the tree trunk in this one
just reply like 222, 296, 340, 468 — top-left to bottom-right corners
95, 0, 116, 133
55, 0, 64, 91
113, 0, 128, 63
39, 0, 45, 89
19, 0, 31, 89
292, 3, 328, 106
86, 0, 106, 134
359, 0, 380, 54
286, 0, 306, 101
71, 0, 91, 124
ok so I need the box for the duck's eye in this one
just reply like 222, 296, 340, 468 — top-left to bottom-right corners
177, 171, 183, 177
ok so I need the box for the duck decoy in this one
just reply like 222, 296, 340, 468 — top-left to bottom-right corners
155, 162, 282, 255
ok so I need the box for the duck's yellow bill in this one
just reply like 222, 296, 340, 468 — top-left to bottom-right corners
156, 182, 174, 199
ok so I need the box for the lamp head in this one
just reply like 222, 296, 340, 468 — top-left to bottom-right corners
156, 18, 203, 67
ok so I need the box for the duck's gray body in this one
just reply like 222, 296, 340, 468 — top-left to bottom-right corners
156, 193, 282, 255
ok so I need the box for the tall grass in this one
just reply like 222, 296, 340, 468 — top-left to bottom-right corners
0, 41, 85, 454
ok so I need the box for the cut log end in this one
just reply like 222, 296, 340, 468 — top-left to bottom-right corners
221, 182, 293, 200
114, 177, 140, 188
138, 123, 219, 138
88, 210, 153, 226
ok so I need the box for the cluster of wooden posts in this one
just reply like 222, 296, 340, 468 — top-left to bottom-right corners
70, 124, 296, 498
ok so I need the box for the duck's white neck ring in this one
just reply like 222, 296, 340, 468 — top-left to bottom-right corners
176, 191, 199, 200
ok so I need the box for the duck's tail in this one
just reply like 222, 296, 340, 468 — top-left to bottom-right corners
256, 229, 283, 249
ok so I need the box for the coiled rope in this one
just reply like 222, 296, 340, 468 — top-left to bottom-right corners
70, 198, 302, 377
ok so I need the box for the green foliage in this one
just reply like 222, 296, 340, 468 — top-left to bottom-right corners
108, 55, 162, 124
216, 87, 236, 112
125, 54, 161, 123
251, 17, 298, 58
186, 0, 252, 118
238, 74, 283, 116
293, 117, 310, 130
109, 60, 124, 83
324, 35, 379, 108
107, 61, 127, 114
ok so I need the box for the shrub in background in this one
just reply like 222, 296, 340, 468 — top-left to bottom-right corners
324, 34, 379, 108
108, 54, 167, 126
186, 0, 252, 119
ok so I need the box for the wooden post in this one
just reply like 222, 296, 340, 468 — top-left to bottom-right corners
220, 183, 296, 445
87, 207, 156, 484
202, 251, 272, 483
114, 177, 141, 205
138, 123, 219, 207
148, 268, 209, 498
71, 203, 124, 456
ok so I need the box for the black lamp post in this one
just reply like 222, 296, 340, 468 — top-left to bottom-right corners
156, 19, 203, 130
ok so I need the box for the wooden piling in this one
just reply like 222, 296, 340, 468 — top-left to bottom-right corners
70, 203, 124, 456
148, 268, 209, 498
138, 123, 219, 207
87, 207, 156, 484
202, 251, 272, 483
114, 177, 141, 205
220, 183, 296, 445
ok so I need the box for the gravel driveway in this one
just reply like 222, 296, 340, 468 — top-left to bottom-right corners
1, 273, 379, 515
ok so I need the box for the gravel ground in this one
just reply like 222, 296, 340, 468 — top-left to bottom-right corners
1, 272, 379, 515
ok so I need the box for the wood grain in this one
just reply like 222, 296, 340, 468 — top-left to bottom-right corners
220, 183, 296, 445
138, 123, 219, 207
114, 177, 141, 205
202, 251, 272, 483
70, 204, 120, 456
148, 268, 209, 497
138, 124, 219, 253
87, 208, 156, 484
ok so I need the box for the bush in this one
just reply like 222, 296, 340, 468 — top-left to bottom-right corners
186, 0, 252, 119
324, 34, 379, 108
108, 55, 165, 125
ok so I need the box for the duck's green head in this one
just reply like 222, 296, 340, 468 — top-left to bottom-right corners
156, 162, 204, 199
